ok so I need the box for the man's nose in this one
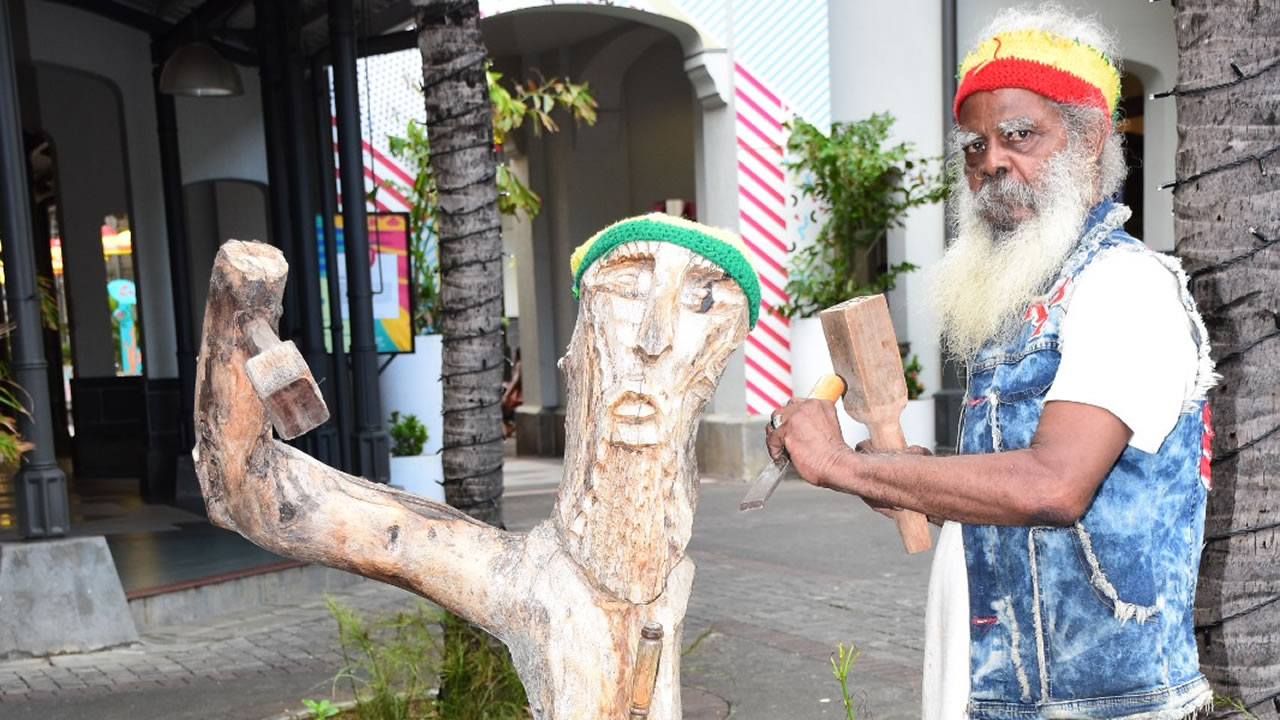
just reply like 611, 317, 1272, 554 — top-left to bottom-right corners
634, 295, 674, 359
980, 145, 1011, 182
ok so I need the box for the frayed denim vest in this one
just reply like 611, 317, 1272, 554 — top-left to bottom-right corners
959, 201, 1217, 719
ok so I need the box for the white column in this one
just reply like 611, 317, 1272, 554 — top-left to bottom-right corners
828, 0, 945, 399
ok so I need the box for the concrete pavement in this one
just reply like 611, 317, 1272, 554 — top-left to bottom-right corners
0, 459, 935, 719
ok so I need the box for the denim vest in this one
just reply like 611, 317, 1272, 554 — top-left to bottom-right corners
959, 201, 1216, 719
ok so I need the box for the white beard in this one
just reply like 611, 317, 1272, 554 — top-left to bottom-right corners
930, 149, 1097, 360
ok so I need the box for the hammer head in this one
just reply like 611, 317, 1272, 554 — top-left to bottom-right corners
818, 295, 907, 423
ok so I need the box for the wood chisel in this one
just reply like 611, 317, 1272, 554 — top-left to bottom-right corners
739, 374, 847, 511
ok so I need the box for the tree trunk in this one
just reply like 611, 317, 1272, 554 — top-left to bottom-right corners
1174, 2, 1280, 716
413, 0, 506, 526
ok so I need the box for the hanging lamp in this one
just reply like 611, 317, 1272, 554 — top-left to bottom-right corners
158, 41, 244, 97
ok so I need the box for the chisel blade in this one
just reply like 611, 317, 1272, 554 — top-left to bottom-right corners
738, 454, 792, 511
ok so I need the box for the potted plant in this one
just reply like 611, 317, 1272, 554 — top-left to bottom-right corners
781, 113, 945, 448
387, 411, 443, 501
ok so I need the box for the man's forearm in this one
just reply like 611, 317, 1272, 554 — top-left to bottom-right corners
817, 446, 1083, 527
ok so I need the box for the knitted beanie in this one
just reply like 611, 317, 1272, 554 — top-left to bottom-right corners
570, 214, 762, 329
954, 29, 1121, 126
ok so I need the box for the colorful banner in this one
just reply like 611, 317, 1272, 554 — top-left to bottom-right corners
317, 212, 414, 354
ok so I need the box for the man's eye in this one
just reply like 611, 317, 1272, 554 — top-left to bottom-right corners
1007, 129, 1031, 141
964, 141, 985, 154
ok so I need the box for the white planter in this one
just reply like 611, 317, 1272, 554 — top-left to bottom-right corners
389, 455, 445, 502
790, 316, 935, 451
379, 334, 443, 456
901, 398, 936, 453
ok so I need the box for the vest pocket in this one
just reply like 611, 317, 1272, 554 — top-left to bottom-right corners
1033, 524, 1165, 699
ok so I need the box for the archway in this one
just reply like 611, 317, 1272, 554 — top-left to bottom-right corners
479, 4, 726, 455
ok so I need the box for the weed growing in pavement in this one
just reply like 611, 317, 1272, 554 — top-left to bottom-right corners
831, 642, 862, 720
302, 698, 341, 718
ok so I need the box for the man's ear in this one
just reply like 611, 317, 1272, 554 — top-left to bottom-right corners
1091, 118, 1108, 160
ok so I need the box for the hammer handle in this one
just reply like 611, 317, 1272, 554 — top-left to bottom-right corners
865, 419, 934, 554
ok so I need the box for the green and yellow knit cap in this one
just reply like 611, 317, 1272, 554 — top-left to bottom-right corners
569, 214, 762, 329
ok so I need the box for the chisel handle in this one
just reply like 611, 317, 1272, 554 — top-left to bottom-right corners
808, 374, 847, 403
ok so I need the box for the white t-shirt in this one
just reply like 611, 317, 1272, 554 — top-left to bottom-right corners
922, 251, 1199, 719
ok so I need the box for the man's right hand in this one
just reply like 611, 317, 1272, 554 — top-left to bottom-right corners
852, 441, 933, 520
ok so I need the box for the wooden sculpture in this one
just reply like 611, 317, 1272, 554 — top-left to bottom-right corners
193, 226, 751, 719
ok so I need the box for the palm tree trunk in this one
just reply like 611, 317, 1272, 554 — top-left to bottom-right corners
1174, 2, 1280, 716
413, 0, 505, 527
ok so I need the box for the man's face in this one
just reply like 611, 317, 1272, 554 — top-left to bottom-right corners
582, 241, 747, 449
956, 88, 1071, 232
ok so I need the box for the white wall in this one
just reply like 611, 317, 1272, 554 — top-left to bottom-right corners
828, 0, 946, 399
175, 70, 268, 186
25, 0, 177, 377
956, 0, 1178, 250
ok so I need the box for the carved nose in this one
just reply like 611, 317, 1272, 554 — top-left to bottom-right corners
635, 299, 673, 359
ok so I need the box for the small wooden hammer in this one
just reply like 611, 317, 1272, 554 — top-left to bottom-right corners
243, 318, 330, 440
820, 295, 933, 554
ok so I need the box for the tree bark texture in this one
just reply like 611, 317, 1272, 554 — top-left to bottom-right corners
1174, 2, 1280, 716
194, 240, 751, 719
413, 0, 506, 526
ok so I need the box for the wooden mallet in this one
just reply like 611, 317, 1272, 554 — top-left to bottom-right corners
820, 294, 933, 554
243, 318, 329, 440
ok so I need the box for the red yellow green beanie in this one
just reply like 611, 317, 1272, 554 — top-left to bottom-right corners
955, 29, 1121, 126
570, 213, 762, 329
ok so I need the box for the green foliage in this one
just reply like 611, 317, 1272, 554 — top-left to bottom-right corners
1213, 693, 1259, 719
435, 611, 529, 720
301, 698, 341, 719
781, 114, 946, 318
329, 597, 438, 720
903, 354, 925, 401
0, 322, 31, 468
322, 599, 529, 720
387, 411, 428, 457
383, 67, 598, 336
830, 641, 862, 720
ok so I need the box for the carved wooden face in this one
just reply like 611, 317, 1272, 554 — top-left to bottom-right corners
556, 240, 750, 603
583, 240, 748, 447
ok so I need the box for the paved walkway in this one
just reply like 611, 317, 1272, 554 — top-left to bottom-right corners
0, 459, 935, 719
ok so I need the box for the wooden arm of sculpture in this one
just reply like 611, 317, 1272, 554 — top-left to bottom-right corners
192, 240, 518, 633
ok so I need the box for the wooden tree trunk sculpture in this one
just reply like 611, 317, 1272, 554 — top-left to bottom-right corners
194, 236, 751, 719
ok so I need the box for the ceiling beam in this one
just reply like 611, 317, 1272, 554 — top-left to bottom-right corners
45, 0, 256, 64
47, 0, 170, 35
156, 0, 252, 59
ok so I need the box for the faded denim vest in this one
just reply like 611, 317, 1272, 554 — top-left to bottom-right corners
959, 201, 1216, 719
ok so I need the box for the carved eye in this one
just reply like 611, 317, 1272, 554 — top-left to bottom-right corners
682, 270, 731, 313
595, 258, 654, 298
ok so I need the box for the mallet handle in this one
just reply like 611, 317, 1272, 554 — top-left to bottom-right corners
864, 418, 933, 554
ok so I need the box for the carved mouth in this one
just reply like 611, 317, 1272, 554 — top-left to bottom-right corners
609, 391, 661, 447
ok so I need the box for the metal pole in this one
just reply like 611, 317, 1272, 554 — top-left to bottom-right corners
311, 55, 352, 474
256, 0, 300, 342
0, 0, 69, 538
327, 0, 389, 482
151, 60, 202, 505
278, 0, 340, 465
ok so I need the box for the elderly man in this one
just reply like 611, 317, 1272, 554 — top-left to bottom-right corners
766, 6, 1217, 719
